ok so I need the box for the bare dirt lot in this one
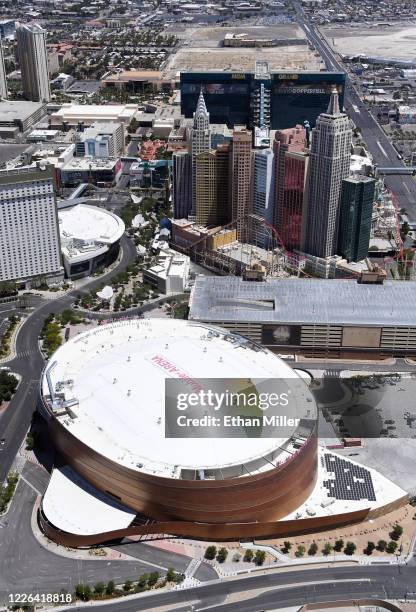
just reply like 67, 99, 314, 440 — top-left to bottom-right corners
164, 46, 322, 76
162, 24, 324, 77
322, 22, 416, 61
171, 24, 306, 46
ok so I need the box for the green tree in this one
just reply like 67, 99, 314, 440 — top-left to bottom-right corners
0, 281, 17, 297
166, 567, 176, 582
322, 543, 332, 556
128, 117, 138, 134
205, 545, 217, 560
386, 540, 398, 554
308, 542, 318, 556
344, 542, 356, 556
105, 580, 115, 595
147, 571, 160, 587
254, 550, 266, 566
138, 574, 149, 588
243, 548, 253, 562
25, 432, 35, 450
282, 541, 292, 553
377, 539, 387, 552
216, 547, 228, 563
364, 541, 375, 555
334, 539, 344, 552
75, 584, 91, 601
295, 545, 306, 558
390, 524, 403, 541
123, 580, 133, 592
0, 371, 18, 403
94, 582, 105, 596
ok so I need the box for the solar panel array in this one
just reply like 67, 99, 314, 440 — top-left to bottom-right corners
323, 454, 376, 501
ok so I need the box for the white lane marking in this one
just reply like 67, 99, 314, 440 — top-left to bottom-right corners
20, 475, 42, 496
377, 141, 388, 159
403, 181, 411, 194
352, 104, 360, 114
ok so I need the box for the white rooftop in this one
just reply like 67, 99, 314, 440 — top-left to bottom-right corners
58, 203, 125, 262
61, 157, 120, 171
283, 448, 406, 520
42, 466, 136, 535
51, 103, 138, 123
350, 154, 372, 173
42, 319, 315, 478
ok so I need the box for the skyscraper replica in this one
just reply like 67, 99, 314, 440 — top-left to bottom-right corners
190, 90, 210, 217
338, 175, 375, 262
17, 23, 51, 103
0, 38, 7, 99
0, 165, 62, 285
231, 126, 252, 241
195, 144, 230, 227
273, 125, 309, 251
172, 150, 192, 219
304, 89, 352, 258
252, 148, 274, 247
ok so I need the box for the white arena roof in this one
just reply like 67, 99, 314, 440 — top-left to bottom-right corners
42, 319, 315, 478
58, 203, 125, 263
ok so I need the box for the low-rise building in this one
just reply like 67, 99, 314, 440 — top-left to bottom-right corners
58, 157, 122, 187
189, 275, 416, 358
130, 159, 170, 189
50, 103, 138, 129
50, 73, 75, 92
398, 105, 416, 124
0, 100, 47, 132
143, 247, 190, 294
58, 203, 125, 279
75, 122, 125, 157
27, 129, 61, 142
102, 70, 170, 92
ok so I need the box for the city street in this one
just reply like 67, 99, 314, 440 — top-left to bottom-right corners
0, 233, 137, 484
293, 0, 416, 222
61, 563, 416, 612
0, 475, 171, 604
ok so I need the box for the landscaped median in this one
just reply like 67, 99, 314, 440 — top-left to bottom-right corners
72, 568, 185, 603
0, 472, 19, 515
39, 310, 85, 359
0, 369, 19, 409
0, 315, 21, 361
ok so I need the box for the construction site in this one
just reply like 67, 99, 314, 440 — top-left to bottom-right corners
169, 175, 413, 283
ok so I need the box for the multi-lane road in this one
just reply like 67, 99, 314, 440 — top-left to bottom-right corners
0, 462, 216, 605
62, 563, 416, 612
294, 1, 416, 223
0, 234, 137, 484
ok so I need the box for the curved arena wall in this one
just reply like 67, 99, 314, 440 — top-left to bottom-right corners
39, 505, 371, 548
46, 416, 318, 525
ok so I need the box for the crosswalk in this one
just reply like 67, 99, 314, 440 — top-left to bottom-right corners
173, 559, 202, 590
16, 349, 39, 359
323, 369, 341, 379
